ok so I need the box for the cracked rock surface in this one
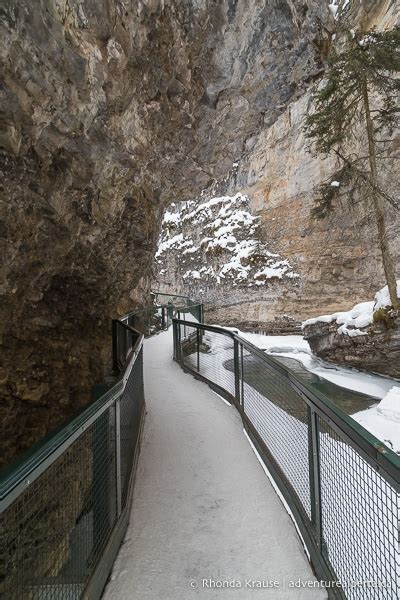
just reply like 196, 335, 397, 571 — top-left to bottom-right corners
0, 0, 329, 465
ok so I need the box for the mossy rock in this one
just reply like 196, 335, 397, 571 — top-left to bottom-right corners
372, 307, 395, 330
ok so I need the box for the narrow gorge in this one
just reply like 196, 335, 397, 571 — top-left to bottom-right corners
1, 0, 399, 467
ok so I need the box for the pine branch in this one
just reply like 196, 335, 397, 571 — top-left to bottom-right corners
333, 149, 400, 211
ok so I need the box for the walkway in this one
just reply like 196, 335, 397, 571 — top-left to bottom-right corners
103, 330, 327, 599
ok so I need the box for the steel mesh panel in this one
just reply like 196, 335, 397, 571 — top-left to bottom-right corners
120, 347, 145, 508
128, 303, 202, 337
318, 417, 400, 599
180, 324, 235, 397
177, 306, 201, 324
0, 408, 117, 600
241, 346, 311, 518
174, 320, 400, 595
154, 293, 189, 306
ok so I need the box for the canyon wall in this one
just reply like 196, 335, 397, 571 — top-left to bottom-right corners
0, 0, 330, 466
157, 0, 400, 331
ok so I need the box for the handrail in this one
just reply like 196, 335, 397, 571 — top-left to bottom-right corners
173, 317, 400, 599
152, 291, 200, 302
122, 302, 193, 321
0, 294, 204, 600
173, 318, 400, 486
0, 329, 143, 508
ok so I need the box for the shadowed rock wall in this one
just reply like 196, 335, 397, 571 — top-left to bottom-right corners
0, 0, 329, 466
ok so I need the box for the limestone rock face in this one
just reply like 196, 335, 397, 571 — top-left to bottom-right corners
0, 0, 331, 466
239, 90, 400, 324
303, 315, 400, 379
157, 0, 400, 333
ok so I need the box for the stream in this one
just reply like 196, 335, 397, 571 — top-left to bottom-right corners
271, 354, 378, 414
224, 352, 378, 417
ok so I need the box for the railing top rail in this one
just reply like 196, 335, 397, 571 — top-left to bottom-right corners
122, 301, 203, 320
176, 302, 203, 310
152, 291, 191, 299
0, 294, 202, 504
172, 317, 400, 486
0, 329, 144, 506
121, 305, 163, 319
152, 291, 201, 303
122, 303, 172, 320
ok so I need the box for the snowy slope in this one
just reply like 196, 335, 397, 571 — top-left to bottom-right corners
156, 193, 299, 292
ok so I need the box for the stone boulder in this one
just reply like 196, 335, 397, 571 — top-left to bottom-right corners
303, 313, 400, 379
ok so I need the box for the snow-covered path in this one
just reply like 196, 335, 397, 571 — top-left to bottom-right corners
103, 330, 327, 600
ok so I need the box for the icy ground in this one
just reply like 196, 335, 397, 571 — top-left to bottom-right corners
103, 330, 326, 600
180, 326, 399, 594
228, 330, 400, 454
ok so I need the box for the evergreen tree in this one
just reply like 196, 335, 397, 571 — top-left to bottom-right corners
305, 27, 400, 308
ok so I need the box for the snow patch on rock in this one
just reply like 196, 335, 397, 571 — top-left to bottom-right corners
328, 0, 351, 21
156, 193, 299, 288
302, 280, 400, 336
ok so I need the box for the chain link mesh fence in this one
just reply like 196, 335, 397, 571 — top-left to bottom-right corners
0, 296, 202, 600
123, 301, 203, 337
173, 319, 400, 599
318, 418, 399, 600
1, 333, 145, 600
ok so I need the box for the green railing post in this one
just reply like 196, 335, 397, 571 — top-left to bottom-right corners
162, 306, 166, 330
309, 407, 323, 549
240, 344, 244, 408
172, 321, 178, 361
177, 320, 182, 363
196, 328, 200, 372
115, 397, 122, 517
234, 339, 240, 405
112, 320, 119, 373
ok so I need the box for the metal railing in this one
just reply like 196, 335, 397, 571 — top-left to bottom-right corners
173, 319, 400, 600
0, 322, 144, 600
0, 295, 203, 600
122, 298, 203, 338
151, 291, 199, 306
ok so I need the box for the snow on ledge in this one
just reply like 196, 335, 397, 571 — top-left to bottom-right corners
353, 387, 400, 453
377, 387, 400, 423
302, 280, 400, 337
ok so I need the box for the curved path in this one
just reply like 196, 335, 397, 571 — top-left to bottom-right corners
103, 330, 327, 600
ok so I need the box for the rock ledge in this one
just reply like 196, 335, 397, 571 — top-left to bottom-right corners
303, 314, 400, 379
